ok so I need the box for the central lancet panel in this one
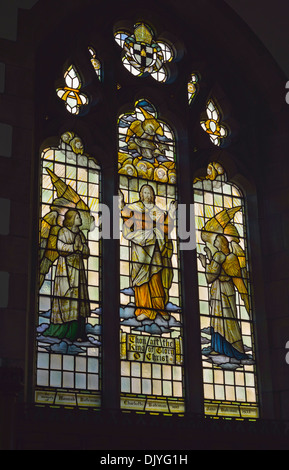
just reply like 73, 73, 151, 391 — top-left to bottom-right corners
118, 99, 185, 414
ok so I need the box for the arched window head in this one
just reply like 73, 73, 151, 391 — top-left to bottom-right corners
114, 22, 174, 82
118, 99, 175, 169
118, 99, 184, 414
36, 132, 102, 409
193, 162, 259, 419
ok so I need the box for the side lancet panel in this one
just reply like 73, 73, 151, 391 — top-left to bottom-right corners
193, 162, 259, 419
36, 132, 102, 409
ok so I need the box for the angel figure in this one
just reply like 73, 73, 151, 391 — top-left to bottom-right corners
125, 107, 168, 162
198, 207, 250, 361
40, 168, 95, 342
193, 161, 225, 185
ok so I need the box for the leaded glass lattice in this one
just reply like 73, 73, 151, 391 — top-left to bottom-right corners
193, 162, 259, 419
56, 65, 89, 115
118, 99, 185, 414
36, 132, 102, 409
114, 22, 174, 83
200, 99, 228, 146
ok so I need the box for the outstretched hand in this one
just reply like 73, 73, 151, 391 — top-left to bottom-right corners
198, 253, 207, 268
118, 190, 125, 210
204, 246, 212, 261
169, 200, 177, 217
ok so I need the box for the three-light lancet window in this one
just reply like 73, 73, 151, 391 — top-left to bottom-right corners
35, 18, 259, 419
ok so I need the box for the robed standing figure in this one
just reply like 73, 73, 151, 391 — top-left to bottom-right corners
199, 207, 251, 360
120, 185, 176, 322
43, 209, 91, 341
39, 168, 95, 343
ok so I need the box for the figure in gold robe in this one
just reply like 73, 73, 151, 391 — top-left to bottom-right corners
120, 185, 176, 321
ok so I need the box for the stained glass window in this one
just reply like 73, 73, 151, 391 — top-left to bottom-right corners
38, 16, 263, 422
56, 65, 89, 115
200, 99, 228, 146
193, 162, 259, 419
114, 22, 174, 83
118, 99, 185, 415
36, 132, 102, 409
188, 72, 200, 104
88, 47, 102, 80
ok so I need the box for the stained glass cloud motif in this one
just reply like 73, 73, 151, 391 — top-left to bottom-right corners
118, 99, 184, 415
193, 162, 259, 419
118, 99, 176, 178
114, 22, 174, 83
56, 65, 89, 115
200, 99, 228, 146
36, 132, 102, 409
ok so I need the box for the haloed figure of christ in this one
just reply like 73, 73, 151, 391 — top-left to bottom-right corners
120, 184, 176, 322
43, 209, 90, 342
